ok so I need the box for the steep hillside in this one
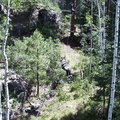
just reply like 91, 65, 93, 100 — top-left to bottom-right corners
1, 1, 113, 120
28, 43, 96, 120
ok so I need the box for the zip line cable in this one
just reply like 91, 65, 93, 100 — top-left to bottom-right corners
111, 0, 117, 5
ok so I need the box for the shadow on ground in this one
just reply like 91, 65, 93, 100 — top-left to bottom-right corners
59, 104, 105, 120
60, 36, 81, 49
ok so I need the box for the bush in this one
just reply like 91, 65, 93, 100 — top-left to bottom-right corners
57, 89, 70, 102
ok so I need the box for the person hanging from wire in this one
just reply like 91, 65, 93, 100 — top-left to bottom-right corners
60, 57, 73, 78
70, 2, 75, 15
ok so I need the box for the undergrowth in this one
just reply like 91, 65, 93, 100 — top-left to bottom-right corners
28, 49, 103, 120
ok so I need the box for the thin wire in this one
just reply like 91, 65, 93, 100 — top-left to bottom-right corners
111, 0, 117, 5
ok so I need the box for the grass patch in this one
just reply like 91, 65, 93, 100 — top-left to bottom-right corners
57, 89, 71, 101
29, 43, 102, 120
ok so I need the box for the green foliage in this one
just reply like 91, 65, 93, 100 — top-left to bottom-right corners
57, 89, 70, 101
60, 15, 71, 35
40, 0, 59, 9
50, 116, 58, 120
7, 30, 61, 85
70, 77, 92, 98
1, 0, 118, 120
0, 17, 5, 59
39, 22, 60, 39
9, 0, 60, 10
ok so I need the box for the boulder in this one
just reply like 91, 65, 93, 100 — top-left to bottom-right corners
8, 75, 28, 102
38, 9, 61, 26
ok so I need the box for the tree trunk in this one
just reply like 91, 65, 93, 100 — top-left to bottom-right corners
101, 1, 106, 119
108, 0, 120, 119
89, 0, 93, 81
96, 1, 106, 118
36, 49, 39, 97
106, 0, 111, 15
0, 82, 2, 120
36, 62, 39, 96
2, 0, 10, 120
97, 0, 102, 47
70, 0, 76, 41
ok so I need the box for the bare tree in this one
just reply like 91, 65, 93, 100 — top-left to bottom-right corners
2, 0, 10, 120
108, 0, 120, 119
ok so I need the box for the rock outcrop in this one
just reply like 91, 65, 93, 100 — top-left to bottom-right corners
9, 5, 61, 38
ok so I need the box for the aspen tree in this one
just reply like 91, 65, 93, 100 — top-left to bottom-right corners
2, 0, 10, 119
96, 0, 102, 47
102, 1, 106, 118
96, 1, 106, 118
89, 0, 93, 81
108, 0, 120, 119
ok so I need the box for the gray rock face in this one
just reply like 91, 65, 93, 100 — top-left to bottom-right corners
8, 75, 28, 102
38, 9, 61, 26
9, 6, 61, 37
